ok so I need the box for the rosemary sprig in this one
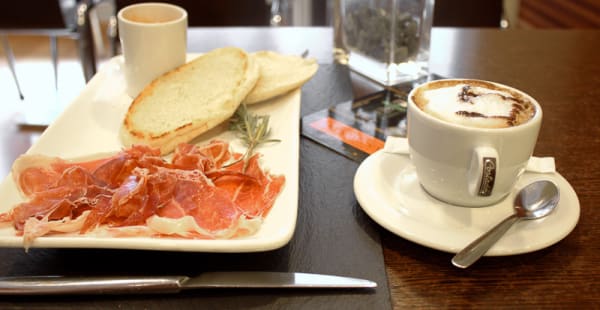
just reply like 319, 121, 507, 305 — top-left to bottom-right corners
225, 103, 280, 171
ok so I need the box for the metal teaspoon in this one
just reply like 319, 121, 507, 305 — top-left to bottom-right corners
452, 180, 560, 268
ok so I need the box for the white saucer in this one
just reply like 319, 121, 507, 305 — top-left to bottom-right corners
354, 150, 580, 256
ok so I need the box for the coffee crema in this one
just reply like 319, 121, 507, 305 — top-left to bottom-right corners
122, 10, 183, 24
411, 80, 536, 128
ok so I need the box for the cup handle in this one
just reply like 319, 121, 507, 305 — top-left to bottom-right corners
468, 147, 498, 197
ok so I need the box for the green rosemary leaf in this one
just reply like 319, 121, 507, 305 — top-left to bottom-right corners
226, 103, 280, 171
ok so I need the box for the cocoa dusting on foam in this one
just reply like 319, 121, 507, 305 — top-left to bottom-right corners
458, 85, 478, 103
455, 85, 531, 126
456, 111, 486, 118
413, 80, 536, 129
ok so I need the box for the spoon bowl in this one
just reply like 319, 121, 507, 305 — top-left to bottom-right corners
514, 180, 560, 219
452, 180, 560, 268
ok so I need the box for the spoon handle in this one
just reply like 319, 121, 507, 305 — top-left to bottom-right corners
452, 214, 521, 268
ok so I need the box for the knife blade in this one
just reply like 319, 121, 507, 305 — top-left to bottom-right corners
0, 272, 376, 295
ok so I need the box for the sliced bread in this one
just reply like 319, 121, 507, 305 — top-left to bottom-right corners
120, 47, 259, 155
244, 51, 318, 105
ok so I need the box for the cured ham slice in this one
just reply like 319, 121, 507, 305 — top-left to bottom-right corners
209, 155, 285, 217
0, 141, 285, 248
172, 140, 233, 171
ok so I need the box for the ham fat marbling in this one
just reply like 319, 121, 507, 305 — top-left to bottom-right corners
0, 141, 285, 248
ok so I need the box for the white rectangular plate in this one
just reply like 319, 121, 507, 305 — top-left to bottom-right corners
0, 55, 299, 252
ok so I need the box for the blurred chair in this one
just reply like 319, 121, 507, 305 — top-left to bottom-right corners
0, 0, 97, 100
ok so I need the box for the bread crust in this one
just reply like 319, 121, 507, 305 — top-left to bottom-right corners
245, 51, 318, 104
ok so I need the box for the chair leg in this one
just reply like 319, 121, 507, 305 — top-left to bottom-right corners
108, 15, 118, 56
0, 35, 25, 100
89, 4, 105, 57
50, 36, 59, 90
76, 0, 97, 82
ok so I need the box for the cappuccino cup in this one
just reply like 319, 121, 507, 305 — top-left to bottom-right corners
118, 3, 187, 98
407, 79, 542, 207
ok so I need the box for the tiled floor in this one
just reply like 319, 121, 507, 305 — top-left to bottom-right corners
0, 35, 108, 126
1, 36, 83, 126
0, 33, 115, 177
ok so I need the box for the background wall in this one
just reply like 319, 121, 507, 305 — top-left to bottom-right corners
519, 0, 600, 28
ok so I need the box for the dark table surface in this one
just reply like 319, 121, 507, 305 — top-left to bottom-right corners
1, 27, 599, 308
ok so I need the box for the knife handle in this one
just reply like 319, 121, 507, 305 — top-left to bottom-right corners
0, 276, 187, 295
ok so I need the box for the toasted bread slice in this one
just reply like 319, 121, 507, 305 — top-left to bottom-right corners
244, 51, 318, 104
120, 47, 259, 155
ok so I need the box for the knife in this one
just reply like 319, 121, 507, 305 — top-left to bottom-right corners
0, 272, 376, 295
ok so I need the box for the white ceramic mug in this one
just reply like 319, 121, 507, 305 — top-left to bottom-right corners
407, 79, 543, 207
118, 3, 187, 98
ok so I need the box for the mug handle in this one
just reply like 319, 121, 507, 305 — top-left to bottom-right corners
468, 147, 498, 197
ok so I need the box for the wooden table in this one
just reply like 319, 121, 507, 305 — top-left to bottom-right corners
1, 27, 599, 308
384, 28, 600, 308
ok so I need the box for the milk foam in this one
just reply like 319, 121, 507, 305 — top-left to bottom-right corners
420, 84, 528, 128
